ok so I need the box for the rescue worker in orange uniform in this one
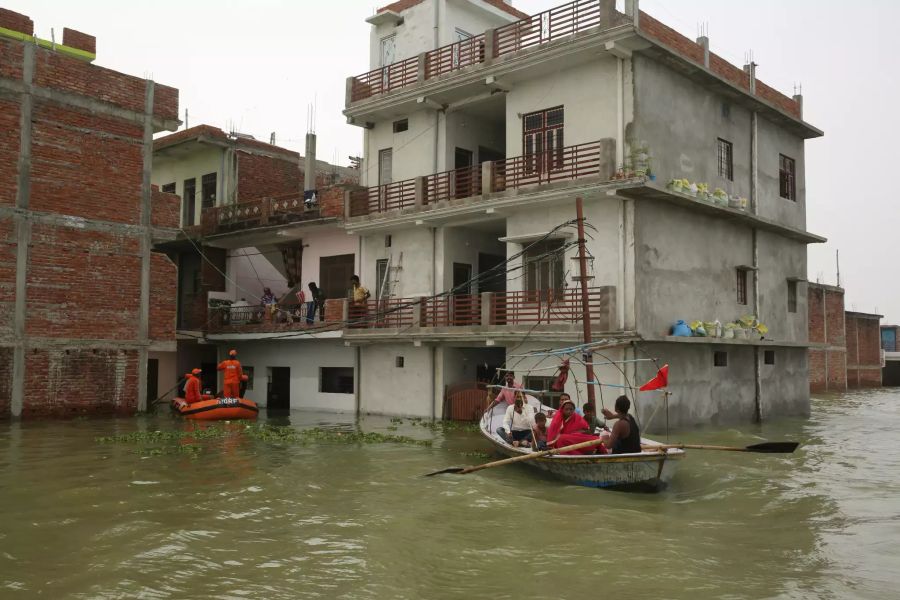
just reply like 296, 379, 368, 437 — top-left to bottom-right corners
218, 349, 244, 398
184, 368, 203, 405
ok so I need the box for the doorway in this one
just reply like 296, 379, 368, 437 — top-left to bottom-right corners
478, 252, 506, 294
147, 359, 159, 404
267, 367, 291, 411
454, 147, 474, 199
320, 254, 356, 301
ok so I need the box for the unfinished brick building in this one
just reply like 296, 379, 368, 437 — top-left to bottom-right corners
0, 8, 180, 418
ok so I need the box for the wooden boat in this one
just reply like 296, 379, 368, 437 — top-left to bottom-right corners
479, 398, 683, 491
172, 396, 259, 421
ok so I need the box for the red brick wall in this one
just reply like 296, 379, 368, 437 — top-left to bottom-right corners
827, 349, 847, 391
0, 219, 15, 339
846, 315, 883, 389
30, 102, 144, 223
857, 318, 882, 367
150, 252, 177, 342
809, 348, 825, 393
319, 185, 345, 218
845, 316, 858, 364
62, 28, 96, 55
236, 151, 301, 202
21, 348, 140, 417
25, 224, 142, 340
808, 284, 848, 392
0, 38, 24, 82
0, 7, 33, 35
151, 189, 180, 229
0, 346, 11, 418
0, 99, 18, 205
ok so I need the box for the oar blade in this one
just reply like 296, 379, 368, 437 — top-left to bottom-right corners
746, 441, 799, 454
424, 467, 467, 477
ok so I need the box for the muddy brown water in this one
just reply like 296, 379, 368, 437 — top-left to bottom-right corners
1, 390, 898, 599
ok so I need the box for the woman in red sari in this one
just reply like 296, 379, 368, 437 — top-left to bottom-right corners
547, 394, 607, 455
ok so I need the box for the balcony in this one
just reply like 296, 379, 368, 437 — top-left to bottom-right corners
206, 287, 618, 340
349, 0, 630, 104
348, 140, 612, 218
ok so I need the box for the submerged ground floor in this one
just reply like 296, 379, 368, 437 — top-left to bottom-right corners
170, 335, 810, 432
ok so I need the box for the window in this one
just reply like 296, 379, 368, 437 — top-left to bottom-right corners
525, 239, 565, 297
375, 258, 389, 301
161, 182, 176, 194
392, 119, 408, 133
201, 172, 217, 209
787, 280, 798, 313
243, 366, 254, 390
395, 356, 404, 368
717, 138, 733, 181
385, 235, 392, 248
380, 35, 396, 67
714, 351, 728, 367
182, 177, 196, 226
721, 102, 731, 119
378, 148, 392, 186
523, 376, 562, 408
736, 268, 748, 305
523, 106, 564, 175
320, 367, 354, 394
764, 350, 775, 365
779, 154, 796, 201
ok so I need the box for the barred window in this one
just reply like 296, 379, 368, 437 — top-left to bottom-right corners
780, 154, 796, 201
717, 138, 733, 181
787, 280, 798, 313
736, 268, 748, 305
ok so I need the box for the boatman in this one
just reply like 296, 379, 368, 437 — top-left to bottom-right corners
184, 368, 203, 405
218, 349, 245, 399
602, 395, 642, 454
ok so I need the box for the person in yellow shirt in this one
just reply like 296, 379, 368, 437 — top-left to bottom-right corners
350, 275, 370, 305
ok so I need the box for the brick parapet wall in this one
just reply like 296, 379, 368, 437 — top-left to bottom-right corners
0, 7, 33, 35
638, 11, 800, 119
61, 28, 95, 55
151, 189, 180, 229
236, 150, 302, 202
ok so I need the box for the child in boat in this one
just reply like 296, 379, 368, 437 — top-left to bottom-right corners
532, 412, 548, 450
582, 403, 606, 433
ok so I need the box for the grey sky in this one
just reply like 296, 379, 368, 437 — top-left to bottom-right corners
14, 0, 899, 324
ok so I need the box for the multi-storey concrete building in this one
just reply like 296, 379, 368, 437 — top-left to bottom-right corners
0, 8, 180, 418
336, 0, 825, 428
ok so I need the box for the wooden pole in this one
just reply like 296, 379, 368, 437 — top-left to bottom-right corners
575, 197, 596, 412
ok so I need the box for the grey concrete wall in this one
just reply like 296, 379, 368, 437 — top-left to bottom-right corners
759, 346, 809, 418
756, 115, 806, 229
757, 230, 808, 343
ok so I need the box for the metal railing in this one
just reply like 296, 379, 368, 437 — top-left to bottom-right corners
490, 287, 611, 325
492, 140, 605, 191
494, 0, 621, 56
425, 164, 482, 205
422, 294, 482, 327
425, 34, 487, 78
350, 56, 418, 102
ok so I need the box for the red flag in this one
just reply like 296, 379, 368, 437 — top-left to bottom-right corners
639, 364, 669, 391
550, 359, 570, 392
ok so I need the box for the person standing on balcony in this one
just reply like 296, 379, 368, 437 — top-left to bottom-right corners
261, 287, 277, 322
307, 282, 326, 324
218, 349, 245, 398
349, 275, 370, 327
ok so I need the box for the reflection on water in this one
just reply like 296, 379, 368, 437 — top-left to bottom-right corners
1, 390, 899, 599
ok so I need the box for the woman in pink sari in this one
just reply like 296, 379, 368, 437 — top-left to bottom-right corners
547, 394, 607, 455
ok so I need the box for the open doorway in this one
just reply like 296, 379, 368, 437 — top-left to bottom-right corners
267, 367, 291, 411
320, 254, 355, 301
147, 359, 159, 404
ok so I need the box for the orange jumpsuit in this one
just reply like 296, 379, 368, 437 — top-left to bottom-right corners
184, 374, 202, 404
218, 358, 244, 398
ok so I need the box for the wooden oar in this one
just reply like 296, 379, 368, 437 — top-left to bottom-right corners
425, 437, 606, 476
641, 441, 799, 454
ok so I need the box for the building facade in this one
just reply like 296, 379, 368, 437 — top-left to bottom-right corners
881, 325, 900, 386
0, 8, 180, 418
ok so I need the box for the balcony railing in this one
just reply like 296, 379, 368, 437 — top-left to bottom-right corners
207, 287, 616, 334
349, 0, 629, 103
349, 140, 612, 218
203, 191, 321, 235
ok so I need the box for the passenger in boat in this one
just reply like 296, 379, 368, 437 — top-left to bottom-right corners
547, 394, 606, 455
601, 395, 642, 454
184, 368, 203, 404
218, 349, 245, 398
532, 412, 548, 450
496, 393, 536, 447
582, 403, 606, 433
493, 370, 523, 406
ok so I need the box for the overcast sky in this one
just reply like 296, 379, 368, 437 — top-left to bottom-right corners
15, 0, 900, 324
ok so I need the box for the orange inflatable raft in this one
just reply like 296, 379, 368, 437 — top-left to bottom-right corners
172, 396, 259, 421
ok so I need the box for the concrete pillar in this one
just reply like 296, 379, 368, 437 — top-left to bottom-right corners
599, 0, 615, 24
481, 161, 493, 196
137, 79, 156, 413
624, 0, 640, 27
696, 36, 710, 68
343, 189, 352, 218
304, 132, 316, 193
481, 292, 494, 325
417, 52, 428, 82
10, 44, 35, 417
743, 62, 757, 94
412, 298, 423, 327
414, 176, 426, 207
482, 28, 496, 63
793, 93, 804, 118
345, 76, 355, 106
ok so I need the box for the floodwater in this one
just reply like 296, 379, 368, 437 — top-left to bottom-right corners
1, 390, 898, 600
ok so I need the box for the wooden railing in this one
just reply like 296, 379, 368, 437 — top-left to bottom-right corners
350, 140, 612, 217
425, 34, 487, 78
350, 56, 419, 102
349, 0, 629, 103
422, 294, 482, 327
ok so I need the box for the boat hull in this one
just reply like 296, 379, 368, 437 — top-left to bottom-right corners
172, 397, 259, 421
480, 401, 683, 491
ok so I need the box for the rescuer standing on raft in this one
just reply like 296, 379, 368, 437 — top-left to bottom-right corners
218, 349, 245, 399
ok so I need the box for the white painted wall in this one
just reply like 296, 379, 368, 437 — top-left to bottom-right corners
363, 110, 437, 186
362, 227, 436, 298
300, 229, 360, 291
441, 225, 505, 293
505, 58, 620, 156
360, 343, 434, 416
442, 0, 517, 44
151, 145, 225, 227
226, 247, 289, 303
444, 109, 505, 167
224, 340, 356, 412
